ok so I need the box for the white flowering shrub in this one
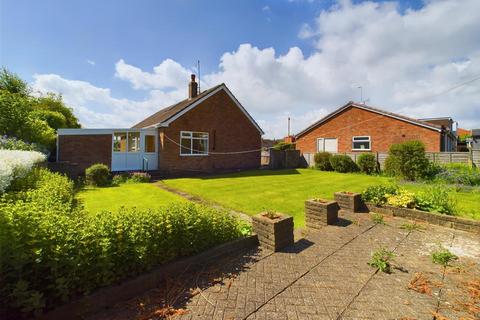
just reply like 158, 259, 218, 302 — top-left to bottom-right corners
0, 150, 46, 193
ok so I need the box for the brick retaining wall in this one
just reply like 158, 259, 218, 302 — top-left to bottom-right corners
365, 203, 480, 234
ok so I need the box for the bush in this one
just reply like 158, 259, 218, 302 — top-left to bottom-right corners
0, 150, 46, 193
129, 172, 151, 183
435, 163, 480, 186
384, 140, 429, 180
414, 185, 456, 215
272, 142, 295, 150
386, 189, 416, 208
362, 184, 399, 205
357, 153, 378, 174
85, 163, 110, 186
0, 172, 244, 316
329, 154, 359, 173
314, 152, 332, 171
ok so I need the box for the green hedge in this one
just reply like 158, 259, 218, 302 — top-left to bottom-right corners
0, 169, 244, 317
357, 153, 378, 174
385, 140, 429, 180
85, 163, 110, 186
329, 154, 359, 173
314, 152, 333, 171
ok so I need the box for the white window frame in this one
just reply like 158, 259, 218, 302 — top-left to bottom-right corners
113, 132, 141, 153
179, 131, 209, 156
352, 136, 371, 151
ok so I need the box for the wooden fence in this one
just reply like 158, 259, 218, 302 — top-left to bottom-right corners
302, 149, 480, 169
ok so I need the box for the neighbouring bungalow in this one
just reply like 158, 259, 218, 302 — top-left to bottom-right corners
56, 75, 264, 176
295, 101, 457, 154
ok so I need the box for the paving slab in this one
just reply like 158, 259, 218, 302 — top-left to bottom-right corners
88, 211, 480, 320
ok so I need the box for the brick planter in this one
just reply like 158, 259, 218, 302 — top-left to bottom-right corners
305, 199, 339, 230
252, 212, 294, 251
334, 192, 362, 212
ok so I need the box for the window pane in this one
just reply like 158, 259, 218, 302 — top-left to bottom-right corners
181, 131, 192, 138
353, 136, 369, 141
353, 141, 370, 149
128, 132, 140, 152
113, 132, 127, 152
193, 132, 208, 139
145, 135, 155, 153
192, 138, 208, 154
180, 137, 191, 155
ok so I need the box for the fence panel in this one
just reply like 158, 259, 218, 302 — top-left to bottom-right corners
301, 151, 477, 168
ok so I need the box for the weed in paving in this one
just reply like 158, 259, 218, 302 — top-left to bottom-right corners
407, 272, 442, 295
400, 221, 425, 232
368, 247, 395, 273
371, 213, 385, 224
431, 247, 458, 266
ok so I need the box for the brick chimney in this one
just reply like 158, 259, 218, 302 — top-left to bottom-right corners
188, 74, 198, 99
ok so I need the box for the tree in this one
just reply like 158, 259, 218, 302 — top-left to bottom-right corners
33, 93, 80, 128
0, 68, 30, 96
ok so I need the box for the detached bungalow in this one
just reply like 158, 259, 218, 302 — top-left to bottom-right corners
295, 101, 456, 154
57, 75, 264, 176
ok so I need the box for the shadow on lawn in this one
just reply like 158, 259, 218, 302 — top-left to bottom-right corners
197, 168, 302, 180
87, 248, 265, 320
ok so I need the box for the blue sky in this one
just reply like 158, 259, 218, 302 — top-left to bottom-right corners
1, 0, 479, 137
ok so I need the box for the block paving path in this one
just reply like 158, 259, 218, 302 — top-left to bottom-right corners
90, 211, 480, 320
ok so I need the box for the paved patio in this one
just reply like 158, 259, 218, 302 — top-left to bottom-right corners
90, 211, 480, 320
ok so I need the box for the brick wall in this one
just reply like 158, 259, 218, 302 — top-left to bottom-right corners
57, 134, 112, 174
296, 106, 442, 154
158, 89, 261, 173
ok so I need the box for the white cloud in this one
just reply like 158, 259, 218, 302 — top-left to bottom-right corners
86, 60, 95, 66
31, 0, 480, 137
262, 5, 270, 12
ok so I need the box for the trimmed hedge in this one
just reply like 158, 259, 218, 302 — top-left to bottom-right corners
357, 153, 378, 174
85, 163, 110, 186
385, 140, 429, 180
0, 169, 244, 317
314, 152, 332, 171
330, 154, 359, 173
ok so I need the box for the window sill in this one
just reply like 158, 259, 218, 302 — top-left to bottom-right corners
180, 154, 209, 157
351, 149, 372, 151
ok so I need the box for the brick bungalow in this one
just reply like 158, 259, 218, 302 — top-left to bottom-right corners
57, 75, 264, 176
295, 101, 456, 154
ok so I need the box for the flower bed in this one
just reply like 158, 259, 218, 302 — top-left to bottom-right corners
252, 212, 294, 251
305, 199, 339, 229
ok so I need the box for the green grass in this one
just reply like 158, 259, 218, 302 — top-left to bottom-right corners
77, 183, 185, 213
161, 169, 480, 227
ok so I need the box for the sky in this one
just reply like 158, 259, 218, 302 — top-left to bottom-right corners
1, 0, 479, 138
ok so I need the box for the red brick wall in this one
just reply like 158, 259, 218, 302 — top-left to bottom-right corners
57, 134, 112, 174
296, 106, 441, 153
158, 89, 261, 173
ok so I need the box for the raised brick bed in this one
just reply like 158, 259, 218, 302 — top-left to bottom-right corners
305, 199, 339, 230
252, 212, 294, 251
365, 202, 480, 234
334, 191, 362, 212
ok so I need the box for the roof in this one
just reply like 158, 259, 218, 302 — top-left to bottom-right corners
295, 101, 443, 138
132, 84, 264, 134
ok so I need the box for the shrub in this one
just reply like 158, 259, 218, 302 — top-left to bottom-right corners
85, 163, 110, 186
0, 178, 244, 316
384, 140, 429, 180
386, 189, 416, 208
0, 136, 45, 152
329, 154, 359, 173
362, 184, 399, 205
129, 172, 151, 183
414, 185, 456, 215
357, 153, 378, 174
272, 142, 295, 150
314, 152, 332, 171
0, 150, 46, 193
435, 163, 480, 186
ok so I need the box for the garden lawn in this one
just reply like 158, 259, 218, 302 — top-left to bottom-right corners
77, 183, 185, 213
161, 169, 480, 227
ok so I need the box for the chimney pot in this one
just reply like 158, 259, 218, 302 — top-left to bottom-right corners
188, 74, 198, 99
